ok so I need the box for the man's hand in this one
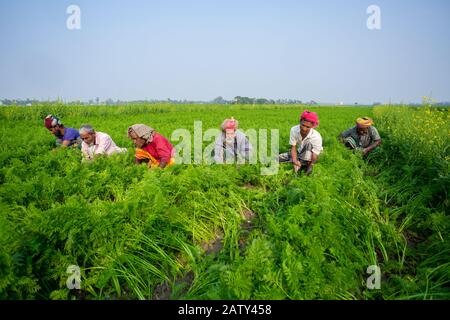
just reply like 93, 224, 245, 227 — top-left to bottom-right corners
62, 140, 71, 147
290, 145, 299, 172
159, 160, 168, 169
293, 160, 301, 173
363, 140, 381, 156
362, 148, 369, 156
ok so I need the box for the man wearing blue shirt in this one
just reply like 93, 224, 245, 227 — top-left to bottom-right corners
44, 114, 82, 148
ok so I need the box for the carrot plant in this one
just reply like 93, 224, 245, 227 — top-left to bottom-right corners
0, 103, 448, 299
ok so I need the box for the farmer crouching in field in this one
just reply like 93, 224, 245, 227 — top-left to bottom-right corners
127, 124, 175, 169
279, 110, 323, 176
214, 117, 253, 164
339, 117, 381, 157
44, 114, 82, 148
79, 124, 127, 162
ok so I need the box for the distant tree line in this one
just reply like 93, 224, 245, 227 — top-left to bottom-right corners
212, 96, 307, 105
2, 97, 448, 107
0, 96, 307, 106
0, 98, 39, 106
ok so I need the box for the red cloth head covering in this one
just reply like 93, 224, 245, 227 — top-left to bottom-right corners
221, 117, 238, 131
44, 117, 53, 129
300, 110, 319, 128
44, 114, 61, 129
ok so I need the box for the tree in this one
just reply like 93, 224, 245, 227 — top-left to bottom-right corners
212, 96, 226, 104
255, 98, 268, 104
234, 96, 254, 104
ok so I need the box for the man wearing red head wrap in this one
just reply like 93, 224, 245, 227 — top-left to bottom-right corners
214, 117, 253, 164
279, 110, 323, 175
339, 116, 381, 156
44, 114, 82, 148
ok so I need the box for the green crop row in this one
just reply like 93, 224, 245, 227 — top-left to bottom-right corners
0, 104, 448, 300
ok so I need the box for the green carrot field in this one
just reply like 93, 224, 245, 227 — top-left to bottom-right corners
0, 103, 448, 300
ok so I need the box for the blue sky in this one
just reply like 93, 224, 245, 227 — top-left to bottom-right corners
0, 0, 449, 103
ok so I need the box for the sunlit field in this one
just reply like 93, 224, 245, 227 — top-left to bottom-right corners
0, 103, 448, 300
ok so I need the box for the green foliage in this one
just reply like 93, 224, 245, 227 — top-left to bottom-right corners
0, 104, 448, 300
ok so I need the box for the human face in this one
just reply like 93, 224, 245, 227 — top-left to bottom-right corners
129, 131, 146, 148
225, 129, 236, 139
300, 120, 314, 135
80, 132, 95, 145
50, 125, 62, 137
357, 126, 369, 136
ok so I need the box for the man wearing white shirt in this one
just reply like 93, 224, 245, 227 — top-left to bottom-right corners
79, 124, 127, 161
279, 110, 323, 175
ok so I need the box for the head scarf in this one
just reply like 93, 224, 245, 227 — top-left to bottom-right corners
44, 114, 62, 129
356, 117, 374, 128
128, 124, 155, 143
221, 117, 238, 132
300, 110, 319, 128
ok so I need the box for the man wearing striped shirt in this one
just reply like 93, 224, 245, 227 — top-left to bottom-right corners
214, 117, 253, 164
339, 117, 381, 156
